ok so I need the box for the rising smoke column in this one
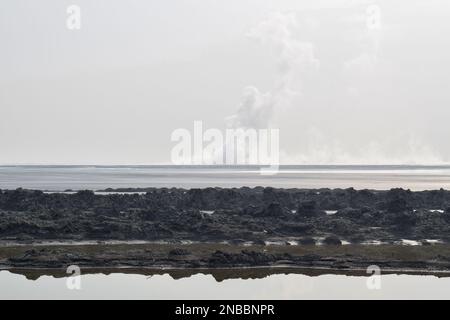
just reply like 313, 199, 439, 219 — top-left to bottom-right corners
227, 12, 319, 129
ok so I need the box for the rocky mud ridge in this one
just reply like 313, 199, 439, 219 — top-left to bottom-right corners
2, 243, 450, 277
1, 187, 450, 244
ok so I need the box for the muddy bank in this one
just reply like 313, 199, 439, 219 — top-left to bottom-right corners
0, 187, 450, 244
2, 243, 450, 279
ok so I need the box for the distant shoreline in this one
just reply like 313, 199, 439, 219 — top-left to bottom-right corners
2, 165, 450, 191
2, 164, 450, 169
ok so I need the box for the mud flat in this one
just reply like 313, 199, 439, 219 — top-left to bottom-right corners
1, 187, 450, 274
1, 187, 450, 243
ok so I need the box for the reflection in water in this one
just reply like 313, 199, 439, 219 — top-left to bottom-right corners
6, 266, 450, 281
1, 269, 450, 299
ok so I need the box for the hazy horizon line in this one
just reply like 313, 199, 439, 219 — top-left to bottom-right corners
2, 164, 450, 168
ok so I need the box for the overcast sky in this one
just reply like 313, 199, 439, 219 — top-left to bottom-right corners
1, 0, 450, 165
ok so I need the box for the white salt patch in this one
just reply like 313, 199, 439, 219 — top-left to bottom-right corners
313, 237, 348, 245
361, 240, 385, 245
264, 240, 288, 246
424, 239, 443, 244
400, 239, 421, 246
314, 237, 325, 245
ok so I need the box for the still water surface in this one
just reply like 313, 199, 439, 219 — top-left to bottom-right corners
1, 270, 450, 299
1, 165, 450, 191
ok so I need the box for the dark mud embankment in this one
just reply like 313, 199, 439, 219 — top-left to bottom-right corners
2, 187, 450, 273
2, 243, 450, 279
1, 187, 450, 244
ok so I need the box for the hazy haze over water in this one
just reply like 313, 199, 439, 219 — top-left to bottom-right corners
1, 165, 449, 191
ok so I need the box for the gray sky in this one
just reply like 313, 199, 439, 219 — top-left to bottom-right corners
1, 0, 449, 164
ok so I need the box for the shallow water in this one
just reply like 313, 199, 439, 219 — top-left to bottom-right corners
1, 165, 450, 191
1, 270, 450, 300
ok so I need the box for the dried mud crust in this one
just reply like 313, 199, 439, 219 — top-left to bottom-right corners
0, 187, 449, 244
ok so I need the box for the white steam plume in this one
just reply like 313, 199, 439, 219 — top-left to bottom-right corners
227, 12, 319, 129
